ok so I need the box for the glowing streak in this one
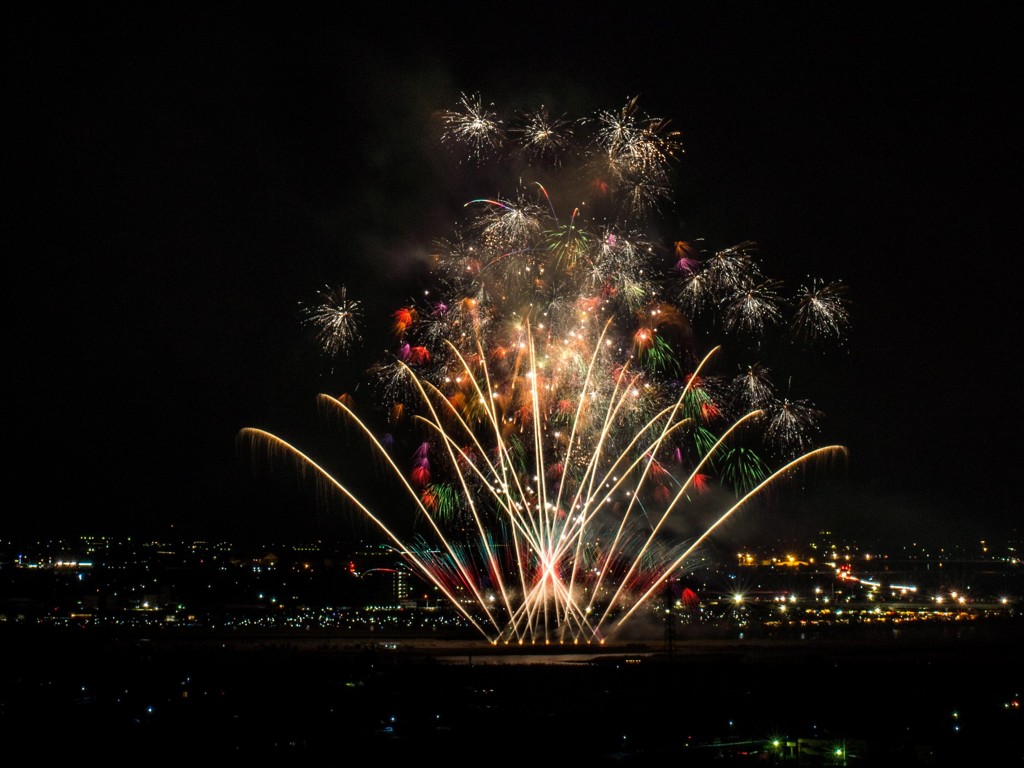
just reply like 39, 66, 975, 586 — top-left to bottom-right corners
465, 198, 514, 211
428, 333, 586, 643
612, 445, 848, 630
594, 409, 763, 625
534, 182, 557, 221
407, 347, 548, 628
576, 347, 721, 611
317, 394, 505, 633
464, 334, 535, 625
238, 428, 493, 639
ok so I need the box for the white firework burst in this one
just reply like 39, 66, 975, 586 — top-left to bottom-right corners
302, 285, 362, 356
441, 92, 504, 162
792, 279, 850, 342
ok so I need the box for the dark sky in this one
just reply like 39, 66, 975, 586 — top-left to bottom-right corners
8, 5, 1019, 546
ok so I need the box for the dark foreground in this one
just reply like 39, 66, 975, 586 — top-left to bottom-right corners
3, 622, 1021, 764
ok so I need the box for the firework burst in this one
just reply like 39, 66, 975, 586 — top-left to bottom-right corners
302, 285, 362, 356
764, 397, 823, 457
441, 92, 504, 163
510, 106, 576, 165
731, 363, 776, 410
792, 278, 851, 342
248, 95, 848, 644
723, 279, 786, 337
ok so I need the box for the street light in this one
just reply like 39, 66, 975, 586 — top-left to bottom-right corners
833, 742, 847, 766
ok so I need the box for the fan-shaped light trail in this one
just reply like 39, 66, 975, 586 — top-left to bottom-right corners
241, 326, 843, 646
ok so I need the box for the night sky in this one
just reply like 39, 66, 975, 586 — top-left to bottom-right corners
9, 5, 1018, 545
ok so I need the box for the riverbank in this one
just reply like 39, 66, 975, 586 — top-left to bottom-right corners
3, 621, 1021, 763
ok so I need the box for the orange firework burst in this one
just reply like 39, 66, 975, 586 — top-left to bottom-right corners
633, 327, 654, 350
407, 346, 430, 365
410, 465, 431, 487
389, 403, 405, 424
701, 401, 721, 422
392, 307, 417, 335
421, 486, 438, 510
